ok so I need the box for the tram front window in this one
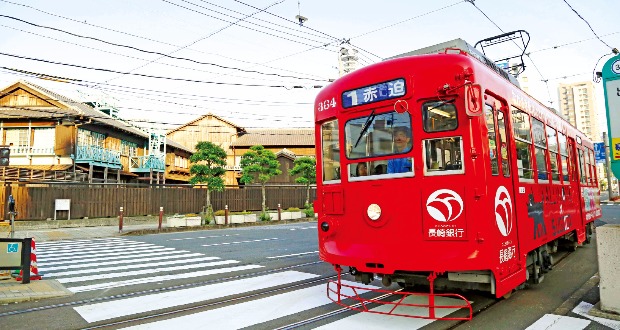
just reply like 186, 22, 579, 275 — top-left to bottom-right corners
345, 110, 413, 179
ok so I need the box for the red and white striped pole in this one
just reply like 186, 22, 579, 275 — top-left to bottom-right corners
158, 206, 163, 231
119, 206, 124, 233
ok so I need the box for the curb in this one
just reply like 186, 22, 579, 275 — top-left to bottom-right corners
122, 218, 317, 236
554, 273, 600, 315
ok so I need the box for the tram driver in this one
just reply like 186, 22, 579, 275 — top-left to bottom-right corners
387, 126, 412, 173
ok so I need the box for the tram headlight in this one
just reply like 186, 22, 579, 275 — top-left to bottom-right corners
367, 204, 381, 220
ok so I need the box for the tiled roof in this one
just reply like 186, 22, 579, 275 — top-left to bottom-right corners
231, 128, 314, 147
0, 80, 191, 153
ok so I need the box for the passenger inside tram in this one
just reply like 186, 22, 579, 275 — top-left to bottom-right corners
387, 126, 412, 173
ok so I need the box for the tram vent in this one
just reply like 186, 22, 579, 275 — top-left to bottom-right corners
366, 263, 385, 269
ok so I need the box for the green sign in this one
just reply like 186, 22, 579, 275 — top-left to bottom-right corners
603, 54, 620, 179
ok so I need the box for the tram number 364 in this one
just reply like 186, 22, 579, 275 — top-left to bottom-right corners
317, 97, 337, 112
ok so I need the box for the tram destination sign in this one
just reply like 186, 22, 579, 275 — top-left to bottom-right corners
342, 78, 406, 108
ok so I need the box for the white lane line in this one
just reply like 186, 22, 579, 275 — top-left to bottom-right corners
38, 243, 155, 256
202, 237, 278, 247
125, 280, 377, 329
316, 295, 468, 329
526, 314, 590, 330
37, 247, 175, 262
37, 248, 181, 266
572, 301, 620, 330
68, 265, 263, 293
58, 260, 240, 284
44, 256, 221, 277
289, 226, 315, 231
75, 271, 319, 323
267, 251, 318, 259
36, 239, 143, 250
39, 252, 202, 272
168, 234, 240, 241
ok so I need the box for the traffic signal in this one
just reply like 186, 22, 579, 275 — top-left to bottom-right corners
0, 146, 10, 167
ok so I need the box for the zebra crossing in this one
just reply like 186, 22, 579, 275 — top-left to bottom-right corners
36, 237, 618, 329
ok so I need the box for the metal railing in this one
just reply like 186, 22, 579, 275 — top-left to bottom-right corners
76, 145, 121, 166
129, 155, 165, 171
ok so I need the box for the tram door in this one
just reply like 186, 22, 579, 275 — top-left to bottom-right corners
484, 96, 521, 277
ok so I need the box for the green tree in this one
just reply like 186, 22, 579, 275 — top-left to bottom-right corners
289, 156, 316, 206
239, 145, 282, 214
189, 141, 227, 224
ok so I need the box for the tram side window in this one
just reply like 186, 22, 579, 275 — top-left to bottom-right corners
578, 148, 587, 184
532, 118, 549, 181
424, 137, 463, 173
546, 125, 560, 182
485, 105, 499, 175
423, 101, 458, 132
321, 120, 340, 183
558, 132, 569, 183
512, 108, 534, 180
588, 148, 596, 186
497, 110, 510, 177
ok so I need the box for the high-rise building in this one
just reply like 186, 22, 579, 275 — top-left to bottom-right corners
557, 81, 601, 142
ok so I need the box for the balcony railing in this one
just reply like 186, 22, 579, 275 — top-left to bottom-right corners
10, 146, 55, 155
76, 145, 121, 168
130, 155, 165, 172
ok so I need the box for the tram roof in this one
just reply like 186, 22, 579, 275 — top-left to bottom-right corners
385, 39, 521, 88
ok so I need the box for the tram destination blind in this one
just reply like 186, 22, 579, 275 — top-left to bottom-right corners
342, 78, 406, 108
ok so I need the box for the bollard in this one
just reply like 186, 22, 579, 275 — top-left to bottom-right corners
225, 205, 229, 225
158, 206, 163, 231
278, 203, 281, 221
119, 206, 124, 233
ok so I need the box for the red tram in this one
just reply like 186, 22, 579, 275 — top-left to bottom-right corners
314, 39, 601, 317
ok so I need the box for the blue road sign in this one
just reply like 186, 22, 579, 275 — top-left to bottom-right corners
594, 142, 605, 164
7, 243, 18, 253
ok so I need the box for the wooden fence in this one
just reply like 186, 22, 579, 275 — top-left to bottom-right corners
0, 183, 316, 221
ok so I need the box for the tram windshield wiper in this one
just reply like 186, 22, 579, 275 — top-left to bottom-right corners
354, 109, 376, 148
428, 98, 456, 112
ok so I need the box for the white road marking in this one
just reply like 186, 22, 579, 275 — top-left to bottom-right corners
37, 244, 158, 258
201, 237, 278, 247
67, 265, 263, 293
74, 271, 319, 323
124, 281, 378, 329
168, 234, 240, 241
572, 301, 620, 330
267, 251, 318, 259
58, 260, 240, 284
289, 226, 316, 231
37, 248, 181, 266
37, 247, 176, 262
526, 314, 590, 330
44, 256, 221, 277
316, 295, 469, 329
37, 240, 148, 252
37, 238, 124, 247
39, 252, 202, 271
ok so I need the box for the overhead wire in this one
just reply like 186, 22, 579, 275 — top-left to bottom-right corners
0, 0, 328, 80
561, 0, 617, 53
0, 14, 330, 82
103, 0, 288, 83
465, 0, 554, 105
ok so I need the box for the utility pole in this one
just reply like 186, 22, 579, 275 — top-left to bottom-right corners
604, 131, 614, 199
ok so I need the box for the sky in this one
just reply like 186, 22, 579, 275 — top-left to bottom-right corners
0, 0, 618, 135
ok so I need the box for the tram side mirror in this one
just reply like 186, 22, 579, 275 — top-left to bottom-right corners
465, 84, 483, 117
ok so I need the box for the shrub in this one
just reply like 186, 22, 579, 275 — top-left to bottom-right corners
259, 212, 271, 221
303, 207, 314, 218
214, 209, 226, 216
286, 207, 300, 212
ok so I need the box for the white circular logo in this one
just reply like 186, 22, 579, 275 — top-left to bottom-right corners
426, 189, 463, 222
494, 186, 513, 236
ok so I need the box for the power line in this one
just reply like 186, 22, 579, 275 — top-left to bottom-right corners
527, 31, 620, 54
0, 14, 330, 82
0, 55, 324, 89
0, 0, 329, 80
104, 0, 288, 83
562, 0, 617, 53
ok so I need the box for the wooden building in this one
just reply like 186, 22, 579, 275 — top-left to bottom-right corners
0, 80, 193, 183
